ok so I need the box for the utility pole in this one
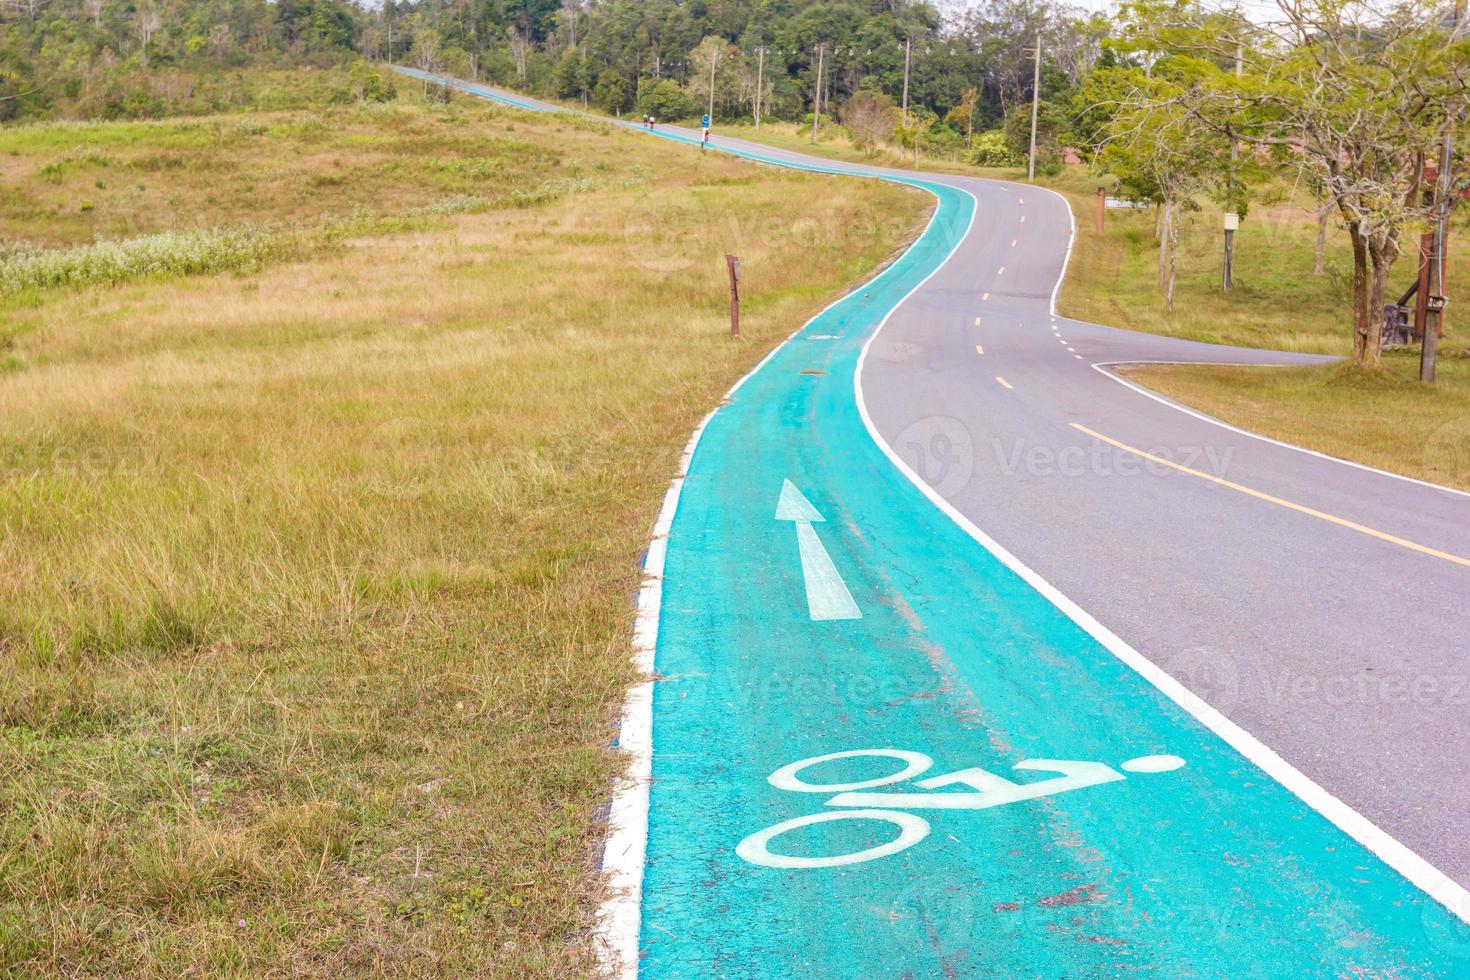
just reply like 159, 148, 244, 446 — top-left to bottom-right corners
755, 46, 765, 129
901, 36, 911, 125
386, 2, 393, 63
1421, 0, 1465, 382
1421, 129, 1454, 383
1222, 39, 1243, 291
1027, 31, 1041, 183
811, 44, 825, 143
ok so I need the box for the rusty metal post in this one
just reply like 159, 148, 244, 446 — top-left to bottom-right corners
1414, 231, 1433, 341
726, 254, 741, 337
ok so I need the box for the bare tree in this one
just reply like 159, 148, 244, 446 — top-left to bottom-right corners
136, 3, 163, 71
842, 90, 899, 152
414, 28, 443, 100
507, 26, 530, 83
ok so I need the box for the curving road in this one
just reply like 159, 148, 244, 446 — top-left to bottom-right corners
397, 68, 1470, 977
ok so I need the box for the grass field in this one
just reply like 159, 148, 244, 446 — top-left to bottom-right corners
0, 97, 928, 975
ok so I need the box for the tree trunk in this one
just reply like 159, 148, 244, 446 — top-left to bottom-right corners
1165, 206, 1179, 311
1347, 222, 1397, 367
1349, 222, 1372, 363
1313, 204, 1329, 276
1157, 199, 1173, 296
1363, 235, 1395, 366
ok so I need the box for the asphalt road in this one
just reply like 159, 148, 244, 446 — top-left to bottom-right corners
394, 69, 1470, 975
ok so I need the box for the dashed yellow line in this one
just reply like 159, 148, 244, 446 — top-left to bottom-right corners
975, 344, 984, 355
995, 376, 1013, 390
1070, 423, 1470, 569
974, 316, 983, 326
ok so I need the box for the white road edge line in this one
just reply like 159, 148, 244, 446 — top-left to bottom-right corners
856, 183, 1470, 929
1089, 360, 1470, 501
596, 187, 948, 979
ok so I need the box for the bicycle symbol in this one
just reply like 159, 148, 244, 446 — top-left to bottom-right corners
736, 748, 1187, 869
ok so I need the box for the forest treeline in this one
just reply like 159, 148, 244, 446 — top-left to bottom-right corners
0, 0, 1098, 169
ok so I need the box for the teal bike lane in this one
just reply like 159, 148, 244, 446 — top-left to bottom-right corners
639, 180, 1466, 976
390, 68, 1469, 975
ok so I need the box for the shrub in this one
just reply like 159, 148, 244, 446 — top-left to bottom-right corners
970, 129, 1020, 167
637, 79, 691, 122
0, 228, 294, 295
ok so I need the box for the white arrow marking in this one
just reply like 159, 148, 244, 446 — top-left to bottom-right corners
775, 480, 861, 621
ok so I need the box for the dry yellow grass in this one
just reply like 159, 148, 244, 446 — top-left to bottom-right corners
0, 101, 928, 975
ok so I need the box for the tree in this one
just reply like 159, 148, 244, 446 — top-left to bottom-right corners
842, 90, 898, 151
595, 67, 627, 114
638, 78, 691, 121
1118, 0, 1470, 365
136, 3, 163, 71
414, 27, 443, 99
687, 35, 738, 120
1099, 88, 1223, 312
552, 45, 587, 101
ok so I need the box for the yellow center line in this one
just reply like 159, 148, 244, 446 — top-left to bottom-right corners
975, 344, 984, 355
996, 376, 1013, 389
1070, 423, 1470, 569
974, 316, 983, 326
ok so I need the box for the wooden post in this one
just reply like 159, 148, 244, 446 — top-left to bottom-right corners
1096, 187, 1105, 235
726, 254, 741, 337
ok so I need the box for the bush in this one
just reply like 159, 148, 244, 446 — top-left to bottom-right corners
637, 79, 692, 122
1003, 102, 1067, 176
970, 129, 1020, 167
0, 228, 294, 295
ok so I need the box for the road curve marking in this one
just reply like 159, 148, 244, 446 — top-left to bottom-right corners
1071, 423, 1470, 569
995, 376, 1013, 389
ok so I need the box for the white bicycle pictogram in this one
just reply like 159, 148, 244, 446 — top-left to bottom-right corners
736, 748, 1187, 869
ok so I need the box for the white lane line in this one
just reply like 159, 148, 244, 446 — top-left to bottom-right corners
982, 291, 991, 300
777, 480, 862, 621
1012, 239, 1019, 248
997, 266, 1006, 276
1020, 215, 1026, 223
855, 188, 1470, 930
976, 344, 984, 355
597, 183, 952, 978
1090, 361, 1470, 501
995, 376, 1014, 390
1073, 354, 1084, 360
975, 317, 983, 326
